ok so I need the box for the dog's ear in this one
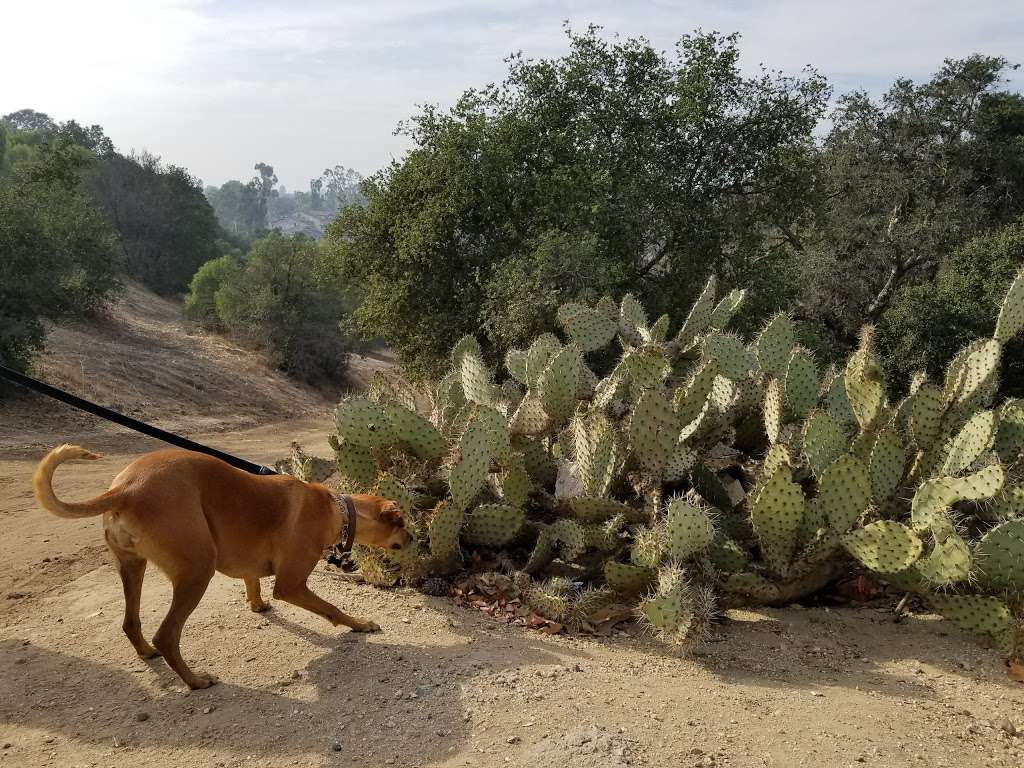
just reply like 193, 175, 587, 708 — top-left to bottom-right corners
381, 501, 405, 528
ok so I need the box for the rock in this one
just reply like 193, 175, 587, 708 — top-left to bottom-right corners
135, 712, 150, 722
331, 742, 343, 752
1000, 720, 1018, 736
202, 706, 216, 715
508, 736, 521, 744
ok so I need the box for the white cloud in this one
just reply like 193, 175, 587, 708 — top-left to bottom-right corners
2, 0, 1021, 189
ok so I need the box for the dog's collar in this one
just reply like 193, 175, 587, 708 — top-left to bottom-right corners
335, 494, 357, 553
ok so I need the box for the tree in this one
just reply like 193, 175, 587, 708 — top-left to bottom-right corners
0, 134, 120, 371
877, 217, 1024, 396
212, 232, 353, 383
206, 179, 264, 239
252, 162, 278, 228
326, 26, 828, 374
183, 253, 242, 328
88, 152, 221, 294
802, 56, 1021, 344
1, 108, 57, 133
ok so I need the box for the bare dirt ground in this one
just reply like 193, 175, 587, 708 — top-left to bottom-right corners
1, 286, 1023, 767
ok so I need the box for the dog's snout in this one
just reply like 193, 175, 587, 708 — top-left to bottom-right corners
390, 542, 402, 550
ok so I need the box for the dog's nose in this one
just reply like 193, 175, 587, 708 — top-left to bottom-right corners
390, 542, 402, 550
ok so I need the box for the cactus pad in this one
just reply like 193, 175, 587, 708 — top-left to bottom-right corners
750, 468, 805, 575
942, 409, 996, 475
664, 498, 715, 561
784, 348, 818, 419
672, 275, 717, 352
450, 335, 482, 369
802, 410, 848, 477
844, 336, 886, 431
638, 568, 715, 649
333, 440, 378, 491
705, 331, 756, 380
460, 352, 499, 406
916, 534, 972, 588
929, 595, 1015, 654
841, 521, 922, 574
763, 377, 782, 444
335, 398, 397, 448
462, 504, 525, 547
385, 403, 446, 460
539, 344, 582, 425
505, 348, 529, 383
605, 561, 656, 596
975, 519, 1024, 592
525, 333, 562, 387
818, 454, 871, 533
756, 313, 796, 378
709, 288, 746, 330
428, 502, 464, 561
558, 302, 618, 352
721, 572, 782, 604
909, 384, 945, 449
628, 389, 680, 474
995, 400, 1024, 464
571, 496, 645, 523
868, 428, 906, 503
995, 267, 1024, 343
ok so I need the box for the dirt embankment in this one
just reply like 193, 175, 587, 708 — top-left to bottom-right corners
0, 283, 1022, 768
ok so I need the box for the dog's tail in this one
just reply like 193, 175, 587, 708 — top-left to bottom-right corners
33, 444, 120, 519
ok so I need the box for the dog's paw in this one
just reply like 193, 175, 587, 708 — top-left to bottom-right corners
249, 600, 271, 613
137, 645, 161, 660
188, 673, 219, 690
352, 620, 381, 633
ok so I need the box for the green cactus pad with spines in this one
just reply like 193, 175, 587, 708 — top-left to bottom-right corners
762, 442, 793, 481
505, 348, 529, 384
995, 267, 1024, 343
763, 377, 783, 445
462, 504, 525, 547
801, 411, 847, 477
630, 524, 665, 567
948, 339, 1001, 413
675, 358, 719, 425
721, 572, 782, 603
975, 519, 1024, 592
605, 561, 657, 596
583, 517, 625, 553
664, 498, 715, 561
869, 428, 906, 503
841, 521, 922, 574
333, 441, 378, 491
799, 498, 827, 545
709, 374, 737, 414
705, 331, 756, 380
571, 413, 618, 497
576, 362, 599, 399
508, 391, 548, 435
428, 502, 465, 561
449, 415, 499, 511
571, 496, 646, 524
709, 288, 746, 330
539, 344, 582, 426
995, 400, 1024, 464
515, 436, 557, 487
501, 378, 525, 408
523, 528, 556, 574
929, 595, 1015, 654
664, 442, 699, 483
911, 466, 1005, 533
784, 348, 818, 419
825, 368, 858, 427
596, 295, 618, 320
335, 398, 398, 448
385, 403, 446, 460
525, 333, 561, 387
374, 472, 415, 515
472, 405, 511, 460
818, 454, 871, 533
750, 468, 805, 575
525, 578, 571, 621
671, 275, 717, 353
499, 453, 530, 508
623, 347, 670, 390
558, 302, 618, 352
619, 293, 649, 343
756, 313, 796, 378
915, 534, 972, 588
450, 335, 483, 369
844, 333, 886, 431
549, 518, 587, 561
460, 352, 500, 406
351, 545, 400, 587
568, 587, 620, 630
649, 314, 670, 343
942, 410, 997, 475
709, 535, 750, 572
909, 384, 945, 449
639, 569, 715, 649
628, 389, 680, 474
990, 486, 1024, 520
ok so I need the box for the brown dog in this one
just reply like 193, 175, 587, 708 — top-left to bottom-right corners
33, 444, 411, 689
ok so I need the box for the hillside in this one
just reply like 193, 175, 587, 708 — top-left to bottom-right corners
0, 280, 391, 450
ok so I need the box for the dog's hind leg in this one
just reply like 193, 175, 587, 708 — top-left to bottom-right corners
107, 536, 160, 659
152, 567, 216, 689
244, 576, 269, 612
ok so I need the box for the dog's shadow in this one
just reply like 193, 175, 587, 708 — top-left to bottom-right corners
0, 600, 587, 764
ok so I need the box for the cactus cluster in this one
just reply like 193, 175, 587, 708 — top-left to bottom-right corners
286, 268, 1024, 658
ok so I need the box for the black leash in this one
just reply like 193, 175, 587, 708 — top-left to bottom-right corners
0, 363, 277, 476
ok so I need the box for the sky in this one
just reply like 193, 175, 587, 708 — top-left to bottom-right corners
3, 1, 1023, 191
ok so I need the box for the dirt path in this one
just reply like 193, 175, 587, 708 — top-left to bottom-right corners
1, 418, 1023, 768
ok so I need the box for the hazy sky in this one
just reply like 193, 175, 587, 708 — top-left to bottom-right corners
4, 1, 1023, 190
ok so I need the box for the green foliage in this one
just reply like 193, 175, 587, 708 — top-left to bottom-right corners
878, 218, 1024, 398
325, 26, 828, 374
0, 133, 120, 372
212, 232, 353, 383
183, 254, 242, 327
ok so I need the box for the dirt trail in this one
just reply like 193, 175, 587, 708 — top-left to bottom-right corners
1, 286, 1023, 767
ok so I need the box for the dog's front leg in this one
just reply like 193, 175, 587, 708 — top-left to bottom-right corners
244, 576, 270, 612
273, 579, 381, 632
